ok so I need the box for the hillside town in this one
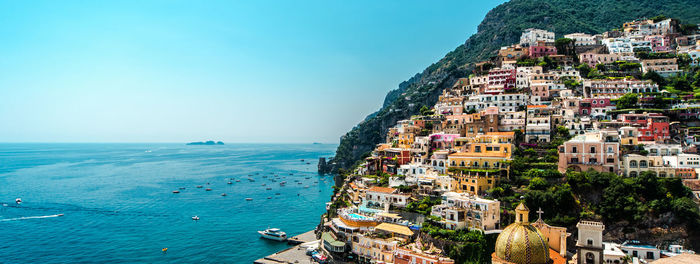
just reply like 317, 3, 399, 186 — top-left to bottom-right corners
316, 17, 700, 264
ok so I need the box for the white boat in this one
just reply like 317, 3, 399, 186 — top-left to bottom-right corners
258, 228, 287, 241
192, 216, 200, 220
246, 198, 253, 201
15, 198, 21, 205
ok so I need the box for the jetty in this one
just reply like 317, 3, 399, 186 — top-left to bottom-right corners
254, 230, 318, 264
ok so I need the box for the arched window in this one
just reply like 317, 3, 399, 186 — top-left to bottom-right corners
640, 160, 647, 168
630, 171, 638, 177
629, 160, 637, 168
585, 252, 595, 264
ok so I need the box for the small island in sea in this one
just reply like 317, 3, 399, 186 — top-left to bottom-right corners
186, 140, 224, 145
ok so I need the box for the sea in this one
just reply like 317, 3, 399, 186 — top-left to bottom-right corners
0, 143, 337, 263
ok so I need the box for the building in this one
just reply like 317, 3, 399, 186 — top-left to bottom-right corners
557, 130, 620, 174
498, 44, 529, 63
565, 33, 597, 46
576, 221, 605, 264
620, 240, 660, 261
364, 187, 409, 211
525, 105, 555, 143
430, 192, 500, 231
520, 28, 555, 47
579, 52, 621, 68
641, 58, 680, 76
583, 78, 658, 99
529, 41, 558, 58
465, 93, 529, 113
492, 202, 567, 264
602, 38, 633, 54
447, 134, 513, 194
498, 111, 526, 132
622, 154, 675, 177
394, 244, 455, 264
619, 113, 670, 142
486, 68, 517, 94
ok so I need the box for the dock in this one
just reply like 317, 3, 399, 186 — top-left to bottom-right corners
254, 230, 319, 264
287, 230, 317, 245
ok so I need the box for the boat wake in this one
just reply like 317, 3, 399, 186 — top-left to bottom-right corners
0, 214, 64, 222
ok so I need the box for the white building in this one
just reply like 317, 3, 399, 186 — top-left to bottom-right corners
430, 192, 500, 231
364, 186, 410, 210
465, 93, 528, 113
620, 240, 660, 261
520, 28, 555, 47
602, 38, 633, 54
662, 154, 700, 168
498, 111, 526, 132
565, 33, 597, 46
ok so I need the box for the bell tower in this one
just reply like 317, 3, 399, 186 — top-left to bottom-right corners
576, 221, 605, 264
514, 202, 529, 223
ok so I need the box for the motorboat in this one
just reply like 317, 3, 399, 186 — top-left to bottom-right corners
258, 228, 287, 241
196, 185, 203, 188
172, 190, 180, 194
179, 187, 186, 190
205, 188, 212, 191
266, 187, 272, 190
227, 181, 232, 184
15, 198, 21, 205
192, 216, 200, 221
235, 180, 240, 182
221, 193, 227, 196
246, 198, 253, 201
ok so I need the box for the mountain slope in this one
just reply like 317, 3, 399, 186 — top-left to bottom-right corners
326, 0, 700, 172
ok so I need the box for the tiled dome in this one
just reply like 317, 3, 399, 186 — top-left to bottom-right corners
494, 202, 550, 264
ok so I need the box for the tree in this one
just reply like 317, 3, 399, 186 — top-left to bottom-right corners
642, 70, 666, 86
529, 177, 549, 190
555, 38, 576, 57
576, 63, 592, 77
670, 73, 692, 92
616, 93, 638, 109
420, 105, 433, 116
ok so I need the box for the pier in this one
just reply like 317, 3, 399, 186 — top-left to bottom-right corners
254, 230, 319, 264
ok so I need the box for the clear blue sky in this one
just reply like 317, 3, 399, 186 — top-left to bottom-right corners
0, 0, 506, 143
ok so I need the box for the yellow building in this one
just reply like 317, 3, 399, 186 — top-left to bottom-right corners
619, 126, 638, 146
447, 134, 514, 194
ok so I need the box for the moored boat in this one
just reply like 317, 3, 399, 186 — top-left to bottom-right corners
257, 228, 287, 241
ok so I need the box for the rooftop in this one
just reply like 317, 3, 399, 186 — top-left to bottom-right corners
367, 186, 396, 194
375, 223, 414, 237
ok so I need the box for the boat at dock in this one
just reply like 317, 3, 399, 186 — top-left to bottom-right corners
257, 228, 287, 241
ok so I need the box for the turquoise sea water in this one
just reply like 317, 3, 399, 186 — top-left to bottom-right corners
0, 143, 336, 263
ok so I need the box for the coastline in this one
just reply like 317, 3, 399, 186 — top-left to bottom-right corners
254, 230, 319, 264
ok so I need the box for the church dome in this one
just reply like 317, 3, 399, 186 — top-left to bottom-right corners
494, 202, 550, 264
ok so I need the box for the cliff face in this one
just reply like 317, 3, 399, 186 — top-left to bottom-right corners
325, 0, 700, 172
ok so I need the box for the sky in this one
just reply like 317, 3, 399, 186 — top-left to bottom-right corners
0, 0, 507, 143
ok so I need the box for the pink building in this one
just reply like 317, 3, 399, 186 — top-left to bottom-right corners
528, 41, 557, 58
645, 35, 672, 52
578, 52, 620, 67
486, 68, 516, 94
430, 133, 461, 150
558, 130, 620, 174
